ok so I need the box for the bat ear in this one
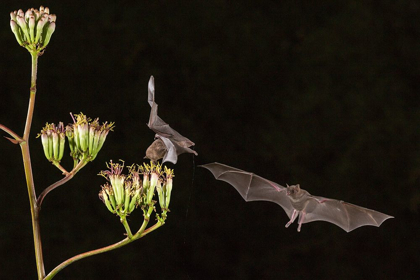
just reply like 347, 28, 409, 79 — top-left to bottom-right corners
296, 184, 300, 189
286, 183, 290, 188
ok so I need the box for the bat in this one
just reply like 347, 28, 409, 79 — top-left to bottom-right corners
145, 76, 198, 164
200, 162, 393, 232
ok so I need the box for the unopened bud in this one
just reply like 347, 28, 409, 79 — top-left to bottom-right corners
10, 12, 16, 21
42, 22, 55, 47
40, 132, 52, 160
10, 20, 23, 46
165, 178, 173, 209
28, 15, 35, 42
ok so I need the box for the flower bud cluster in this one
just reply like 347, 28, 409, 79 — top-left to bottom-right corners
67, 113, 114, 162
98, 161, 174, 218
38, 122, 66, 163
10, 6, 56, 52
99, 161, 143, 216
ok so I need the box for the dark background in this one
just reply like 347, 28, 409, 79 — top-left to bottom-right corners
0, 1, 419, 279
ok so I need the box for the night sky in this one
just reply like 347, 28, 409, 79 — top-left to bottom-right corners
0, 1, 419, 279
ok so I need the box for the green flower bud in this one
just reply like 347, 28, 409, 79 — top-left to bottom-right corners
48, 130, 53, 160
77, 123, 89, 152
52, 131, 59, 160
35, 16, 47, 44
156, 180, 164, 209
65, 125, 76, 156
16, 16, 30, 42
88, 124, 96, 155
59, 133, 66, 161
99, 184, 115, 213
128, 188, 141, 213
10, 11, 17, 21
42, 21, 55, 48
24, 9, 32, 20
111, 174, 125, 207
165, 177, 173, 209
34, 10, 41, 21
40, 132, 51, 160
28, 15, 35, 42
123, 182, 131, 211
147, 172, 159, 204
10, 20, 24, 46
106, 186, 117, 210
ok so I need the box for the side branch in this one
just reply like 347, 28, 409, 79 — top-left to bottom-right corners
37, 160, 86, 207
0, 124, 24, 143
44, 237, 132, 280
37, 174, 74, 208
44, 218, 165, 280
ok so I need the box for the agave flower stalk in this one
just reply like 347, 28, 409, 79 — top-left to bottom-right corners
3, 7, 59, 279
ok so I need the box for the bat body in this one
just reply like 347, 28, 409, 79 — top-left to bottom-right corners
201, 162, 393, 232
146, 76, 198, 164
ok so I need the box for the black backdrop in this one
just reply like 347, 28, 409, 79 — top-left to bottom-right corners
0, 1, 419, 279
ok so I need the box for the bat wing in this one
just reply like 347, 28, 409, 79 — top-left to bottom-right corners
146, 76, 198, 163
200, 162, 294, 218
302, 195, 394, 232
159, 136, 177, 164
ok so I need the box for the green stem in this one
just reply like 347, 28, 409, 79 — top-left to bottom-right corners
44, 205, 163, 280
121, 216, 133, 238
44, 237, 132, 280
52, 162, 69, 175
20, 52, 45, 280
24, 53, 38, 140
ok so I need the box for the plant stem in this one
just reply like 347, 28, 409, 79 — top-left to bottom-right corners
24, 53, 38, 140
20, 52, 45, 280
37, 159, 87, 207
121, 216, 133, 238
0, 124, 23, 142
44, 205, 164, 280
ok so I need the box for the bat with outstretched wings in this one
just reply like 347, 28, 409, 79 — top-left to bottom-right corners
201, 162, 393, 232
145, 76, 197, 164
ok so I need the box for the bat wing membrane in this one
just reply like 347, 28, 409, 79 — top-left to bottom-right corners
303, 196, 393, 232
201, 163, 294, 218
146, 76, 197, 163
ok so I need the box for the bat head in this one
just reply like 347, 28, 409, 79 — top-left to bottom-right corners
286, 184, 301, 198
145, 138, 167, 162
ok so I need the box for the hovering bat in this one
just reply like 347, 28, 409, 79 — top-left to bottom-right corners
201, 162, 393, 232
145, 76, 198, 164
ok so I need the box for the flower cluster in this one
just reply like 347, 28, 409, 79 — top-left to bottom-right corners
98, 161, 174, 218
39, 122, 66, 163
38, 113, 114, 167
10, 6, 56, 53
66, 113, 114, 162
